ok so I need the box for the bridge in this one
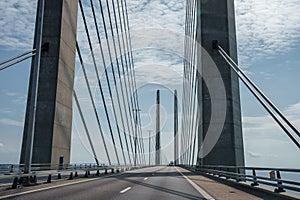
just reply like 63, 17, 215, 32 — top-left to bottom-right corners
0, 0, 300, 199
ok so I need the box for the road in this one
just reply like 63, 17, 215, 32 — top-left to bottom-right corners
1, 167, 207, 200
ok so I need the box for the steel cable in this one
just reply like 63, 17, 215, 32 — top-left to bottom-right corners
88, 0, 132, 166
79, 0, 125, 165
76, 42, 112, 165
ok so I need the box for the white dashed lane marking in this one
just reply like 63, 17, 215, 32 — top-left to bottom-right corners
120, 187, 131, 194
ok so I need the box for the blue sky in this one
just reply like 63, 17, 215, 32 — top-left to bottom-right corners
0, 0, 300, 167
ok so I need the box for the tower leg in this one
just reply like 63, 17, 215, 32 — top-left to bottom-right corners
155, 90, 160, 165
197, 0, 245, 167
21, 0, 79, 167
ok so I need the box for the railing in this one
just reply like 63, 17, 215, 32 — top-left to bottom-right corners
0, 163, 149, 175
0, 163, 149, 189
184, 165, 300, 194
0, 163, 111, 174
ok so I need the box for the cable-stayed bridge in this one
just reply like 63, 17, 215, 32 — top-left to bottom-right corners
0, 0, 300, 199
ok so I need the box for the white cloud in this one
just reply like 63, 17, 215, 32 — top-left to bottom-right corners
285, 102, 300, 118
127, 0, 185, 32
243, 101, 300, 131
0, 118, 23, 127
0, 143, 4, 147
242, 101, 300, 167
247, 151, 277, 159
235, 0, 300, 66
4, 92, 18, 97
0, 0, 36, 50
0, 0, 299, 70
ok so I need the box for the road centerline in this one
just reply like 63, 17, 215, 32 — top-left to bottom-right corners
120, 187, 131, 194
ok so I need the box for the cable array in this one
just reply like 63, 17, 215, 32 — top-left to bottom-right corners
0, 49, 36, 71
75, 0, 145, 166
218, 45, 300, 149
181, 0, 200, 165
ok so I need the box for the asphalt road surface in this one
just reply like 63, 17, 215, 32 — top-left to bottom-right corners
1, 166, 207, 200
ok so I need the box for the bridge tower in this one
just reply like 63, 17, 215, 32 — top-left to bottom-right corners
197, 0, 245, 166
155, 90, 161, 165
20, 0, 78, 167
174, 90, 178, 165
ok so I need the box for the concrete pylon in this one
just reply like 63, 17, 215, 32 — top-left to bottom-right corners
197, 0, 245, 167
20, 0, 78, 166
174, 90, 178, 165
155, 90, 160, 165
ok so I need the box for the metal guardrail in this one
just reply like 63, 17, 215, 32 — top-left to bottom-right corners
0, 163, 150, 176
0, 163, 99, 174
183, 165, 300, 194
0, 163, 149, 189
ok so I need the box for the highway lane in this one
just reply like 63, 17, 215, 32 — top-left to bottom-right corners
2, 166, 207, 199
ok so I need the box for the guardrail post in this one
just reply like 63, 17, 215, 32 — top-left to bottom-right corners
12, 177, 18, 189
218, 167, 222, 177
32, 175, 37, 184
274, 170, 286, 193
236, 168, 241, 182
85, 171, 88, 178
225, 168, 230, 179
96, 169, 100, 176
10, 164, 14, 173
75, 171, 78, 177
105, 168, 108, 174
251, 169, 259, 186
69, 172, 73, 180
47, 174, 51, 183
58, 173, 61, 179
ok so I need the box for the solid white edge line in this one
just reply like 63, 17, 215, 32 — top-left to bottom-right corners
144, 177, 148, 180
0, 173, 121, 200
120, 187, 131, 194
176, 167, 215, 200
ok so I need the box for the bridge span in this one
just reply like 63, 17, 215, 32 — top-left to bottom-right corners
0, 166, 299, 200
0, 0, 300, 199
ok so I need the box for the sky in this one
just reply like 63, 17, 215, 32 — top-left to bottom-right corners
0, 0, 300, 168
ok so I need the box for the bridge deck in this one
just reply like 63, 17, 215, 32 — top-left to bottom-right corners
0, 166, 299, 199
179, 167, 299, 200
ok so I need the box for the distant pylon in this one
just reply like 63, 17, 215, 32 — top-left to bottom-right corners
155, 90, 160, 165
174, 90, 178, 165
